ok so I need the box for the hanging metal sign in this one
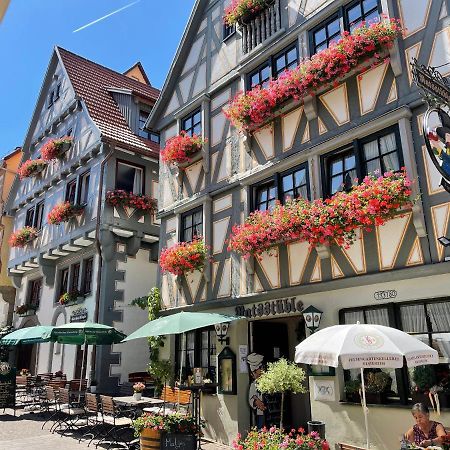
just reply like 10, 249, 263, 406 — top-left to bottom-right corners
411, 58, 450, 193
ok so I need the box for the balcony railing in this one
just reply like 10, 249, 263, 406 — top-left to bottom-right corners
241, 0, 281, 54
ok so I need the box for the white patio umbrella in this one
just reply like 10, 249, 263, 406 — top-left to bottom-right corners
295, 322, 439, 449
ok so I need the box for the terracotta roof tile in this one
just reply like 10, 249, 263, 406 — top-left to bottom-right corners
57, 47, 160, 159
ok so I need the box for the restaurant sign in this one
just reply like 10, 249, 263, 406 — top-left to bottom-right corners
70, 307, 88, 323
235, 297, 303, 319
0, 362, 16, 413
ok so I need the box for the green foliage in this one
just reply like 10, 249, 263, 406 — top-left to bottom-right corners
130, 296, 148, 310
132, 412, 203, 438
149, 359, 173, 396
0, 325, 13, 362
412, 365, 437, 393
344, 379, 361, 394
256, 358, 308, 395
365, 371, 391, 394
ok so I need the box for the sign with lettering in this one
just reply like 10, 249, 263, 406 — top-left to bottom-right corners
373, 290, 397, 301
0, 362, 16, 413
161, 433, 196, 450
70, 307, 88, 323
235, 297, 303, 319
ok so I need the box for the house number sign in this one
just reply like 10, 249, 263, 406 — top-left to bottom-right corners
373, 290, 397, 301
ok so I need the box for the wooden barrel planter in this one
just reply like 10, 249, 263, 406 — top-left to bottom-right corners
140, 428, 161, 450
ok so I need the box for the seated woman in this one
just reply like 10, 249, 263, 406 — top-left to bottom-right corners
405, 403, 446, 447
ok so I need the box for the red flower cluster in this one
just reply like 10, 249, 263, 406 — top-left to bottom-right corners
228, 170, 413, 258
105, 190, 157, 212
9, 227, 39, 248
18, 159, 47, 179
47, 202, 84, 225
160, 238, 207, 276
223, 19, 403, 131
41, 136, 73, 161
224, 0, 270, 26
161, 132, 206, 166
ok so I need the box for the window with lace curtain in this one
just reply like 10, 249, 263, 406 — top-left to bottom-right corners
340, 298, 450, 406
115, 160, 144, 195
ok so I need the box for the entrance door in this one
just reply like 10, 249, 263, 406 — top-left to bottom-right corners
74, 345, 84, 379
253, 321, 289, 363
16, 344, 34, 373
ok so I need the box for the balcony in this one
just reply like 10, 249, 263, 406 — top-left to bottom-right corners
241, 0, 282, 55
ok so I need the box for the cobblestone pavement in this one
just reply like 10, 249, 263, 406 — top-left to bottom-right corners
0, 410, 232, 450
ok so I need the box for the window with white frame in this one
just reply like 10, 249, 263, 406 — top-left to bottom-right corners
115, 161, 144, 195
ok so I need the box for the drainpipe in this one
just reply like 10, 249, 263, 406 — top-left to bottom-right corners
88, 143, 114, 383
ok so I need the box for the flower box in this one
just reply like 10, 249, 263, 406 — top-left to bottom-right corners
15, 304, 37, 317
47, 202, 84, 225
41, 136, 73, 161
228, 170, 413, 258
161, 132, 206, 166
223, 19, 403, 132
18, 159, 47, 179
9, 227, 39, 248
105, 190, 157, 212
224, 0, 274, 26
59, 290, 83, 306
160, 238, 207, 276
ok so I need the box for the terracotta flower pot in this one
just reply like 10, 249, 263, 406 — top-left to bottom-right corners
140, 428, 161, 450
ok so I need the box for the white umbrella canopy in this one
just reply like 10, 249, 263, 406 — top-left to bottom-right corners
294, 323, 439, 449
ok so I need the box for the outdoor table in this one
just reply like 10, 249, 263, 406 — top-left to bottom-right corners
179, 384, 218, 450
113, 395, 164, 417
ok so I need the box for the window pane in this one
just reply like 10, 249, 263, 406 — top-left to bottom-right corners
363, 0, 378, 12
184, 228, 193, 243
400, 304, 428, 333
365, 308, 389, 326
363, 140, 379, 160
193, 124, 202, 136
250, 73, 259, 87
275, 55, 285, 73
296, 184, 309, 200
427, 302, 450, 332
364, 9, 379, 23
382, 153, 399, 172
327, 18, 340, 37
366, 159, 381, 175
314, 28, 326, 46
287, 48, 297, 65
344, 154, 356, 170
261, 65, 270, 82
347, 4, 362, 24
331, 175, 343, 194
331, 159, 343, 175
116, 163, 137, 193
282, 174, 293, 192
193, 111, 201, 125
379, 133, 396, 155
344, 169, 357, 190
344, 310, 365, 324
294, 169, 306, 187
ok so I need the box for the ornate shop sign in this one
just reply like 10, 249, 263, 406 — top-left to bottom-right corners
373, 290, 397, 301
411, 58, 450, 193
70, 307, 88, 323
235, 297, 303, 319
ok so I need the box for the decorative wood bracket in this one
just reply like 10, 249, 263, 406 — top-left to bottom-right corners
174, 274, 183, 291
242, 131, 252, 154
38, 254, 56, 286
245, 255, 255, 275
412, 203, 427, 238
303, 95, 318, 121
201, 146, 210, 174
203, 266, 210, 283
9, 272, 23, 289
126, 234, 141, 257
316, 244, 331, 260
389, 40, 402, 77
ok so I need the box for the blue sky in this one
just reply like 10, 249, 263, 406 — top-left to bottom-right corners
0, 0, 194, 156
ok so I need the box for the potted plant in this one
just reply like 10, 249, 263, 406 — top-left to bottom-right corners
161, 413, 203, 450
412, 365, 437, 405
132, 413, 165, 450
15, 304, 36, 317
133, 382, 145, 401
41, 136, 73, 161
256, 358, 308, 430
59, 290, 82, 306
9, 227, 39, 248
47, 201, 85, 225
344, 379, 361, 403
54, 370, 64, 380
90, 379, 98, 393
17, 159, 47, 179
224, 0, 273, 26
232, 426, 330, 450
105, 190, 157, 212
161, 132, 206, 166
364, 371, 391, 404
160, 238, 208, 276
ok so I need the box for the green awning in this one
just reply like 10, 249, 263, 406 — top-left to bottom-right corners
0, 326, 54, 345
48, 322, 126, 345
122, 311, 243, 341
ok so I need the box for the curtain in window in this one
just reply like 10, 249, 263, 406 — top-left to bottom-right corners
363, 140, 381, 175
132, 168, 142, 195
365, 308, 390, 326
399, 304, 427, 333
344, 310, 364, 324
380, 133, 399, 171
427, 302, 450, 332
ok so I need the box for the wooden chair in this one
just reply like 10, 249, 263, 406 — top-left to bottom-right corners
41, 386, 59, 430
53, 388, 84, 434
79, 393, 103, 446
144, 386, 191, 415
336, 444, 366, 450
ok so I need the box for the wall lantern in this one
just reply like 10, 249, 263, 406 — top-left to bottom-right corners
303, 305, 323, 333
215, 322, 230, 345
217, 346, 237, 395
438, 236, 450, 247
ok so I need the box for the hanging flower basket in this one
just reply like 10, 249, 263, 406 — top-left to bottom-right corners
224, 0, 273, 26
9, 227, 39, 248
105, 190, 157, 212
161, 132, 206, 166
18, 159, 47, 180
228, 170, 413, 258
47, 202, 84, 225
59, 290, 82, 306
223, 19, 403, 132
160, 238, 207, 276
41, 136, 73, 161
15, 304, 37, 317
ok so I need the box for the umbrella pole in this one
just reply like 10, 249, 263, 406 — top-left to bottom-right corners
80, 335, 88, 394
360, 368, 369, 449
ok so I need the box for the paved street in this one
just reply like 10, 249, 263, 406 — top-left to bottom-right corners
0, 410, 232, 450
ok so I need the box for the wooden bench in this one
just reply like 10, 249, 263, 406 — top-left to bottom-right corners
144, 386, 191, 415
336, 444, 366, 450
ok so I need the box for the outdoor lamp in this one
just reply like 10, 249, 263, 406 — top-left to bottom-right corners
438, 236, 450, 247
215, 322, 230, 345
303, 305, 323, 333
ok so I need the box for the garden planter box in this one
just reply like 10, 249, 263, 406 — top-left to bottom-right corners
365, 392, 387, 404
140, 428, 161, 450
345, 392, 361, 403
161, 433, 196, 450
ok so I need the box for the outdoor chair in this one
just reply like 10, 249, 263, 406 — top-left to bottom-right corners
41, 386, 60, 430
143, 386, 191, 416
336, 444, 366, 450
119, 382, 134, 396
96, 395, 133, 449
52, 387, 85, 435
79, 393, 104, 447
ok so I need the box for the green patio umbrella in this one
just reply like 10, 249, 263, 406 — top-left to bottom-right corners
122, 311, 242, 341
0, 325, 54, 346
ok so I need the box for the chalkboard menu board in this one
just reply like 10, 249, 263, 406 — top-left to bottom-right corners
160, 433, 196, 450
0, 362, 16, 414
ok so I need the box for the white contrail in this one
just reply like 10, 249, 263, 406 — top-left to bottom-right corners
73, 0, 141, 33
